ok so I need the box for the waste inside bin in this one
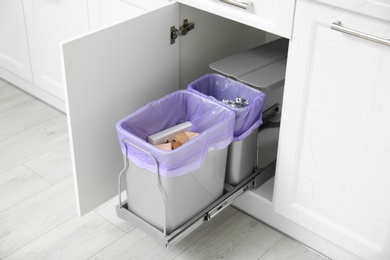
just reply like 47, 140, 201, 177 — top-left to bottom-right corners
116, 90, 235, 234
187, 74, 266, 185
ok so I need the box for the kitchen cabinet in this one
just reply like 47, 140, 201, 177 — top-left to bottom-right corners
0, 0, 32, 82
61, 0, 390, 259
22, 0, 89, 101
0, 0, 89, 112
62, 1, 274, 216
272, 0, 390, 259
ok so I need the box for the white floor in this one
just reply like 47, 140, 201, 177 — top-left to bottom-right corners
0, 78, 328, 260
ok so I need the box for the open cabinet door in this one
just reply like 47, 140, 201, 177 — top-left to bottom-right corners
61, 3, 179, 215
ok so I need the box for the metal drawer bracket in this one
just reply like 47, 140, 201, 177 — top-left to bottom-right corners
171, 19, 195, 45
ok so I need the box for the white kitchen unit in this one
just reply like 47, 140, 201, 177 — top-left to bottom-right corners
22, 0, 89, 102
0, 0, 89, 112
61, 0, 390, 259
239, 0, 390, 259
239, 0, 390, 258
0, 0, 32, 82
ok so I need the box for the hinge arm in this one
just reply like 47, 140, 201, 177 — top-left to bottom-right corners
171, 19, 195, 44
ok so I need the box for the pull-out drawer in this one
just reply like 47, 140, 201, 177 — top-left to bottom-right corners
179, 0, 296, 38
315, 0, 390, 22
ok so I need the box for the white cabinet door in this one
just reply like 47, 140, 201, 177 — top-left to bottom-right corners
275, 0, 390, 259
62, 3, 179, 215
87, 0, 169, 30
0, 0, 32, 82
23, 0, 89, 100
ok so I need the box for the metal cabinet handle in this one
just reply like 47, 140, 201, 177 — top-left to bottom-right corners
331, 20, 390, 47
220, 0, 253, 10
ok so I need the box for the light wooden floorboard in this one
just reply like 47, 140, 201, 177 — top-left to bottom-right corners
3, 212, 125, 260
0, 114, 69, 173
173, 211, 285, 260
0, 80, 34, 113
258, 236, 328, 260
0, 177, 76, 258
0, 165, 51, 212
0, 78, 328, 259
23, 142, 72, 184
90, 207, 238, 260
0, 99, 61, 142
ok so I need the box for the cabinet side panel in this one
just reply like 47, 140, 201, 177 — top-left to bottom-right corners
62, 4, 179, 215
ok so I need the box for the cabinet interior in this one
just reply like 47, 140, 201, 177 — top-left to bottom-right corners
178, 4, 285, 203
62, 2, 287, 215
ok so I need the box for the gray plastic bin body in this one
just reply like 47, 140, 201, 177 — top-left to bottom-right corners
126, 148, 227, 235
117, 90, 235, 235
226, 130, 258, 185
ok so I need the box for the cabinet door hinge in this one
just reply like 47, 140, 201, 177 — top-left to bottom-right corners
171, 19, 195, 45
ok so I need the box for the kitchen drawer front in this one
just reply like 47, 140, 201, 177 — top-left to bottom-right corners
178, 0, 295, 38
315, 0, 390, 22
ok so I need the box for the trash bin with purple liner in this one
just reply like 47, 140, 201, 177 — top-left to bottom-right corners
116, 90, 235, 234
187, 74, 266, 185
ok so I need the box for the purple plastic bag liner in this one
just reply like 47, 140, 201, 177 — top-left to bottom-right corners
116, 90, 235, 177
187, 74, 266, 142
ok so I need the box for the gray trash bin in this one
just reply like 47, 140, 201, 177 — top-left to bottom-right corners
125, 148, 227, 234
187, 74, 266, 185
116, 90, 235, 234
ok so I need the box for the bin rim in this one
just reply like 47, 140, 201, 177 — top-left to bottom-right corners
116, 89, 236, 177
187, 74, 266, 141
